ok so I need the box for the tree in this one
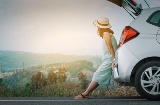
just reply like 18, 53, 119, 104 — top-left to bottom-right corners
48, 71, 57, 84
31, 72, 47, 90
57, 67, 67, 83
78, 72, 88, 89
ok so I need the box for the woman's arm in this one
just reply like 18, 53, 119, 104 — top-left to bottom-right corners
103, 32, 115, 58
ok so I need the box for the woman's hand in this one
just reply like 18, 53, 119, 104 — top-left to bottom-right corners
111, 60, 116, 70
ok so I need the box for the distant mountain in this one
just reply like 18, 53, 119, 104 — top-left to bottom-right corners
0, 50, 101, 71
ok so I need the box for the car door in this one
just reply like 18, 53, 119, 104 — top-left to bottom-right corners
146, 10, 160, 44
158, 29, 160, 44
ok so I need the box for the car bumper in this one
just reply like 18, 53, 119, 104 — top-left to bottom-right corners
113, 45, 139, 82
113, 64, 122, 81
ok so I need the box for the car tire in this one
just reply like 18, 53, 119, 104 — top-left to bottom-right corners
135, 61, 160, 101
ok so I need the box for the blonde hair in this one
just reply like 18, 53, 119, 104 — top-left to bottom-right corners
98, 28, 114, 38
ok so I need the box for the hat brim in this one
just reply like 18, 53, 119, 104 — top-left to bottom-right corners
93, 20, 112, 28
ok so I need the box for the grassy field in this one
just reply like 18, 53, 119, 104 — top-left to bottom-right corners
0, 82, 139, 97
0, 60, 140, 97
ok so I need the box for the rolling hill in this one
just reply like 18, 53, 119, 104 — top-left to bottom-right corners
0, 50, 101, 72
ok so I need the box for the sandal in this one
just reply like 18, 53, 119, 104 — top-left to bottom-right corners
74, 93, 89, 99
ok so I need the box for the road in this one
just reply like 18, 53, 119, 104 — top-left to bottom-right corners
0, 97, 159, 105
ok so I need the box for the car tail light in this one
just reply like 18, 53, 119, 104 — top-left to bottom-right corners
118, 26, 139, 48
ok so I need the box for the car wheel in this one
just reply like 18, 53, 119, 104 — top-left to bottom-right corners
135, 61, 160, 101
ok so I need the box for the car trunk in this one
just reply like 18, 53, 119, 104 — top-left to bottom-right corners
107, 0, 160, 19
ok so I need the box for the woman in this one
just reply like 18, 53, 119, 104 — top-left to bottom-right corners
74, 17, 117, 99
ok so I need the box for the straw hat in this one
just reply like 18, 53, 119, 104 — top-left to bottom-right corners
93, 17, 111, 28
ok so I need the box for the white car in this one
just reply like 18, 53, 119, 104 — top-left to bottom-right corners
108, 0, 160, 100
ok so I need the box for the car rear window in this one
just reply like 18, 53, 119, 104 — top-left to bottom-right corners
146, 10, 160, 27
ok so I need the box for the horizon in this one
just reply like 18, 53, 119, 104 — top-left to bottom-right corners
0, 49, 102, 56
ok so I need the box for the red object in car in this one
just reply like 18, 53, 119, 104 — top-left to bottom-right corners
118, 26, 139, 48
130, 0, 137, 6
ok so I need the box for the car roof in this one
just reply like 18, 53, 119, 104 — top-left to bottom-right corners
142, 7, 160, 14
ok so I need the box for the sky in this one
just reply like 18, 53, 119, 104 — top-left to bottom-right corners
0, 0, 134, 55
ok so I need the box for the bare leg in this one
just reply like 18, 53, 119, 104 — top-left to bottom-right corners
82, 81, 99, 96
